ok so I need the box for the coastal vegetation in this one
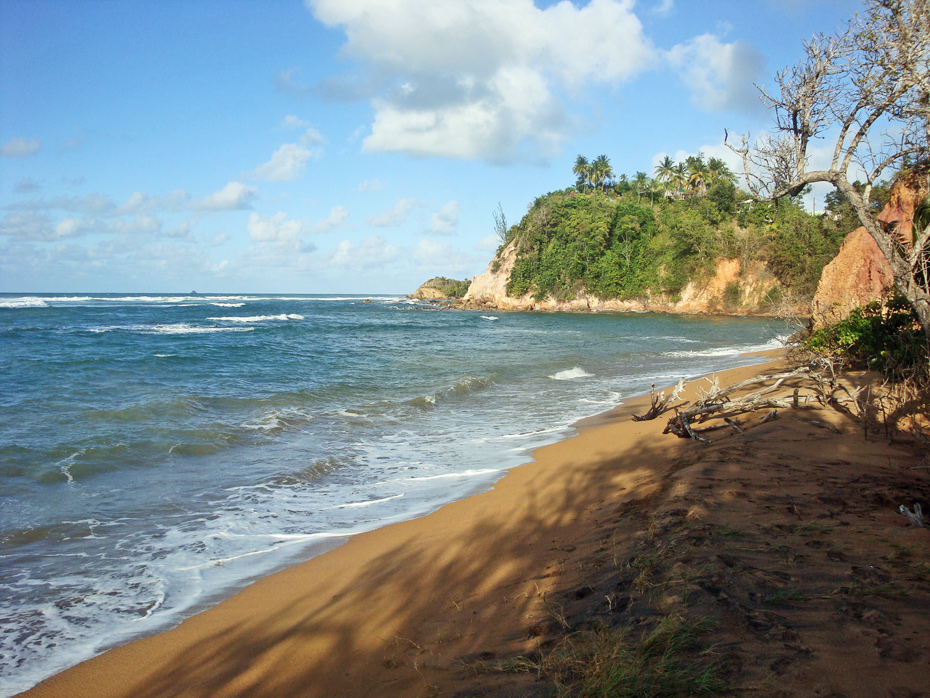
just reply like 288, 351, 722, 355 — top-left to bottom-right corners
498, 151, 848, 309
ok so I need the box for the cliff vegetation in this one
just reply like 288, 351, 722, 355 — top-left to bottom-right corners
475, 151, 861, 314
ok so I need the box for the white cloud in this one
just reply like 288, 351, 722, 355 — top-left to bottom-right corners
194, 181, 256, 211
247, 211, 306, 243
653, 0, 674, 16
475, 234, 500, 252
666, 34, 765, 113
282, 114, 310, 128
429, 200, 459, 236
306, 0, 654, 163
118, 189, 190, 214
326, 234, 400, 270
1, 137, 42, 157
301, 128, 326, 146
413, 239, 451, 265
366, 198, 422, 227
312, 205, 349, 233
251, 143, 315, 181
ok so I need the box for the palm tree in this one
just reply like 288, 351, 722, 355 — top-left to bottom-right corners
593, 154, 614, 191
573, 155, 590, 192
654, 155, 676, 198
686, 156, 708, 197
707, 156, 735, 184
670, 163, 688, 199
633, 171, 649, 203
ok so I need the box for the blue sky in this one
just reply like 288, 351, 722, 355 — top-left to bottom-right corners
0, 0, 862, 294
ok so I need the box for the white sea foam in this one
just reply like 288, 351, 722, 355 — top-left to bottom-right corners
406, 468, 501, 481
481, 315, 499, 321
333, 493, 405, 509
663, 336, 785, 358
207, 314, 304, 323
210, 303, 245, 308
0, 297, 49, 308
145, 324, 254, 335
549, 367, 594, 380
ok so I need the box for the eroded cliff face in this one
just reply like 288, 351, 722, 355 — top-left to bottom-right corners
809, 227, 895, 327
809, 177, 928, 328
462, 241, 797, 315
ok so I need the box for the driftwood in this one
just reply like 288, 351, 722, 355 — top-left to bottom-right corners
632, 378, 686, 421
658, 362, 861, 443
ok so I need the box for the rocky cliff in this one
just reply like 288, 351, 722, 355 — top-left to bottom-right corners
461, 240, 798, 316
809, 177, 928, 328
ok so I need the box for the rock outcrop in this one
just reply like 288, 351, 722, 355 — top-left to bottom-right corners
411, 277, 470, 300
809, 177, 928, 328
461, 241, 794, 315
809, 227, 895, 327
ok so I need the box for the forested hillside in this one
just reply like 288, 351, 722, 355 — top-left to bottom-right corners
488, 153, 883, 312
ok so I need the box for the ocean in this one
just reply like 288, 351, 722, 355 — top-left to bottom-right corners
0, 293, 788, 695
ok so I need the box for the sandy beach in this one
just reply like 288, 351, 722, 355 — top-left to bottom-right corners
18, 352, 930, 698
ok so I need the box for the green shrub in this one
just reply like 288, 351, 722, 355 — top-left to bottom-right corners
805, 294, 927, 378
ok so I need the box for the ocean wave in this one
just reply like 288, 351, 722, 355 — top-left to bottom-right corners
549, 367, 594, 380
663, 336, 785, 358
88, 323, 254, 335
207, 314, 304, 323
481, 315, 499, 321
0, 297, 49, 309
210, 303, 245, 308
240, 408, 314, 433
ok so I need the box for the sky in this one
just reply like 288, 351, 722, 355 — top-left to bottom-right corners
0, 0, 864, 294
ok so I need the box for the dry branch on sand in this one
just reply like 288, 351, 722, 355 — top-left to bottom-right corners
631, 378, 687, 422
654, 362, 887, 443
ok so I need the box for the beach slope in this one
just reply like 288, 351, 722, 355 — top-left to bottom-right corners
18, 355, 930, 698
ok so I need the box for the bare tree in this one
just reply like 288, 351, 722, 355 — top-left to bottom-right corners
728, 0, 930, 337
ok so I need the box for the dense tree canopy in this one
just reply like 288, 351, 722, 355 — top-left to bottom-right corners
503, 176, 841, 306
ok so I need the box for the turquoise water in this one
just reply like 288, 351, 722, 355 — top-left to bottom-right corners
0, 293, 787, 695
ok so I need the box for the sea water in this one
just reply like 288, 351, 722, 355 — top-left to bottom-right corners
0, 293, 789, 695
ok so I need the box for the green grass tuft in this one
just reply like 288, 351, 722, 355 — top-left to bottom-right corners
500, 614, 726, 697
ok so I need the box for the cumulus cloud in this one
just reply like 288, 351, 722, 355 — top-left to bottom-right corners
1, 137, 42, 157
194, 181, 256, 211
327, 234, 400, 270
412, 239, 451, 266
251, 143, 316, 181
305, 0, 654, 163
312, 205, 349, 233
0, 211, 57, 240
247, 211, 306, 243
366, 198, 422, 227
429, 200, 460, 236
666, 34, 765, 113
